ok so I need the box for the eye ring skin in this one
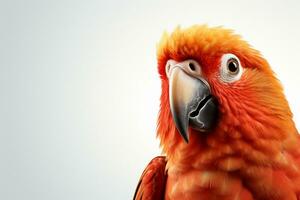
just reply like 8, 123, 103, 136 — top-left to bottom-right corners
219, 53, 243, 83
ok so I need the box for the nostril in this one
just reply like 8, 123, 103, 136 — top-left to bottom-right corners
189, 62, 196, 71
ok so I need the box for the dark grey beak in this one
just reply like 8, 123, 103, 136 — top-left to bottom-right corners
168, 65, 218, 143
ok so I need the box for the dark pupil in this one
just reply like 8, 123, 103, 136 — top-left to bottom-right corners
189, 62, 196, 71
228, 60, 238, 72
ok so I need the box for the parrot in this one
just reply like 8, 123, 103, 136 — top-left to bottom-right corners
133, 25, 300, 200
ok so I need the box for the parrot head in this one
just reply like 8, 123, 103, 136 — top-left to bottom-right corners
157, 25, 298, 165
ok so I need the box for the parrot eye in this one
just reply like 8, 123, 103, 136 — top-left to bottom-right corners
227, 59, 238, 73
220, 53, 243, 83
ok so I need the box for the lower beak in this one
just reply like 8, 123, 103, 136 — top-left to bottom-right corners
169, 67, 218, 143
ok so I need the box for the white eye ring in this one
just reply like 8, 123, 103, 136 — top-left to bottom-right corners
219, 53, 243, 83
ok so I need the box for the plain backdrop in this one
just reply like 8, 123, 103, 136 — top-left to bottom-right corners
1, 0, 300, 199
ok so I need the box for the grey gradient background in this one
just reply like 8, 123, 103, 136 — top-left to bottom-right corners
1, 0, 300, 199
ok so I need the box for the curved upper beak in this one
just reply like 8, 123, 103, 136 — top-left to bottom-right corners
167, 61, 218, 143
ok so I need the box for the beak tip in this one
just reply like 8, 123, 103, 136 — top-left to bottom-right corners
179, 128, 189, 143
183, 136, 189, 143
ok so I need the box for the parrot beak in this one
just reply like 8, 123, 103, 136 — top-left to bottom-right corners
166, 60, 218, 143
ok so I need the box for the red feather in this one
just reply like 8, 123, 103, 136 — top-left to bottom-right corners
134, 156, 167, 200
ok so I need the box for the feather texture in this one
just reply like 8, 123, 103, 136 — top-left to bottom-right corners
134, 156, 167, 200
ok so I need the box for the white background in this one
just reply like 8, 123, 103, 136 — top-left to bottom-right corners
1, 0, 300, 199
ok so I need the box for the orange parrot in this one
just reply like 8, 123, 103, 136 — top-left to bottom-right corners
133, 25, 300, 200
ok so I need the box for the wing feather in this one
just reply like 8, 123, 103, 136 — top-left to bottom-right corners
133, 156, 167, 200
